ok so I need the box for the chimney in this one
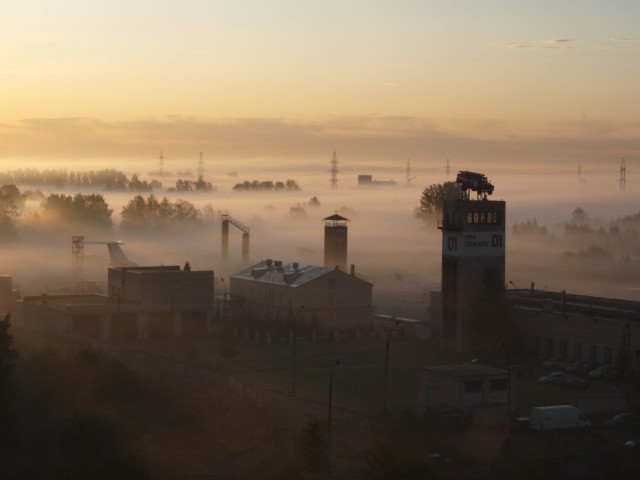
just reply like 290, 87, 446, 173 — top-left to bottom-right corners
350, 264, 355, 276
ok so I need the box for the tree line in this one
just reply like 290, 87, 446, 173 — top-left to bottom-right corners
232, 179, 300, 191
0, 169, 307, 195
0, 168, 160, 192
0, 185, 222, 238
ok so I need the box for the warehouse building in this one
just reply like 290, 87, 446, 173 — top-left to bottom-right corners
229, 259, 373, 332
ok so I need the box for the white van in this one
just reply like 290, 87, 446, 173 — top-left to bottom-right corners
529, 405, 591, 432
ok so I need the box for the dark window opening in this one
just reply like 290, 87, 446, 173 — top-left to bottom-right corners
464, 380, 483, 393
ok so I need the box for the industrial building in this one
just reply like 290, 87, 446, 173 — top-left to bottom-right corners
229, 259, 373, 331
430, 170, 640, 377
15, 263, 216, 341
507, 289, 640, 375
436, 171, 505, 352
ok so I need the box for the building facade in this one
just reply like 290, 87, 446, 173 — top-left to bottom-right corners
230, 259, 372, 331
417, 364, 510, 425
438, 198, 506, 352
16, 264, 215, 341
508, 289, 640, 376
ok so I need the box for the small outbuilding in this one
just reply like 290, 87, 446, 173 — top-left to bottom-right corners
417, 363, 511, 425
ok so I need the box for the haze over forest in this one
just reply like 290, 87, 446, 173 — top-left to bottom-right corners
0, 158, 638, 316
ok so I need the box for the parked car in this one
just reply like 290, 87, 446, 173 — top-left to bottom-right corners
603, 367, 621, 381
539, 372, 588, 389
589, 365, 618, 379
541, 357, 559, 369
565, 360, 584, 373
575, 361, 601, 375
624, 439, 640, 448
539, 372, 568, 384
603, 413, 640, 430
562, 375, 588, 390
512, 417, 531, 432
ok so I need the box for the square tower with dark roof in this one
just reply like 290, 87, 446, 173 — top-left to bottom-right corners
323, 213, 349, 271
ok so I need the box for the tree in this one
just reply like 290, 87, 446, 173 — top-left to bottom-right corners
565, 206, 591, 234
120, 195, 202, 231
416, 181, 460, 221
295, 414, 328, 471
0, 185, 23, 239
0, 313, 17, 452
41, 193, 113, 230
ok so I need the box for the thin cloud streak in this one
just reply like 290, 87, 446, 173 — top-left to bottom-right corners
0, 115, 638, 169
504, 38, 578, 50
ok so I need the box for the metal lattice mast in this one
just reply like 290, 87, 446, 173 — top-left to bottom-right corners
406, 159, 416, 185
198, 151, 204, 180
620, 158, 626, 191
330, 151, 338, 189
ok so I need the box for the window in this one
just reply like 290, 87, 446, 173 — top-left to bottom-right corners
546, 337, 554, 357
487, 212, 501, 225
473, 212, 480, 224
589, 345, 597, 362
479, 212, 486, 224
560, 339, 568, 358
467, 212, 473, 224
575, 342, 582, 360
464, 380, 483, 393
532, 335, 540, 355
603, 347, 612, 365
490, 379, 508, 391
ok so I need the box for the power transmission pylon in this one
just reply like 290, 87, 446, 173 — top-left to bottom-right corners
330, 151, 338, 189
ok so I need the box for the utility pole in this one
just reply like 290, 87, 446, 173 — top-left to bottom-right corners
292, 305, 303, 394
327, 358, 340, 450
383, 320, 400, 416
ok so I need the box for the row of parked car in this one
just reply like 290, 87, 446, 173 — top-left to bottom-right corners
541, 358, 622, 379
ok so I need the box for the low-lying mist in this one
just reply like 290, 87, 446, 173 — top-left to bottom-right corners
1, 159, 638, 308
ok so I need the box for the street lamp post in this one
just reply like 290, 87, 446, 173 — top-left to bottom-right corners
221, 278, 228, 322
292, 305, 303, 394
502, 342, 512, 448
383, 320, 400, 416
171, 285, 181, 313
327, 358, 340, 450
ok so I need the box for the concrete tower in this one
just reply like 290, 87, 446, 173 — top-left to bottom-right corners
323, 213, 349, 271
438, 171, 505, 352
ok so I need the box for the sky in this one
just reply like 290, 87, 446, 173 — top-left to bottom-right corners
1, 0, 639, 164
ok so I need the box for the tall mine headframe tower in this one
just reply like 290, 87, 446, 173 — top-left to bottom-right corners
438, 171, 505, 352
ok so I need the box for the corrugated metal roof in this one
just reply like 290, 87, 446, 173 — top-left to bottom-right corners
419, 364, 507, 377
231, 260, 334, 287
